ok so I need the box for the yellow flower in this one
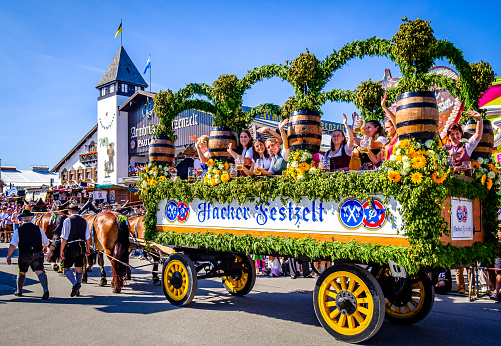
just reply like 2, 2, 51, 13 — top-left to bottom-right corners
159, 176, 166, 180
407, 149, 417, 158
210, 177, 217, 186
487, 178, 493, 190
431, 171, 447, 184
298, 162, 310, 172
388, 171, 401, 183
294, 152, 300, 160
221, 173, 230, 182
399, 139, 409, 149
289, 166, 295, 173
410, 172, 423, 184
395, 155, 403, 162
207, 159, 214, 166
203, 175, 208, 183
481, 174, 487, 185
151, 166, 156, 171
145, 166, 149, 172
412, 156, 427, 169
488, 164, 497, 173
224, 162, 229, 170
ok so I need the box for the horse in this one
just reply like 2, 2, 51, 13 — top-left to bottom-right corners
128, 214, 160, 284
34, 206, 68, 272
82, 211, 130, 293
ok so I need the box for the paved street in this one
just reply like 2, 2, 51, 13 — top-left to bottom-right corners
0, 243, 500, 345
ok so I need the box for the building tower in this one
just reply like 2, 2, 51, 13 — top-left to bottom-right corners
96, 46, 148, 184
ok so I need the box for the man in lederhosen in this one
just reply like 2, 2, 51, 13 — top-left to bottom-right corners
60, 203, 91, 297
6, 209, 50, 299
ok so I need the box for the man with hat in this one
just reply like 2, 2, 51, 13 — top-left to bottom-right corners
59, 202, 92, 297
176, 146, 199, 180
6, 209, 50, 299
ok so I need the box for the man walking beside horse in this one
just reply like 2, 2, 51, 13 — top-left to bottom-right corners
60, 203, 92, 297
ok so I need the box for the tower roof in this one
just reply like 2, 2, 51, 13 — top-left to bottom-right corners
96, 46, 148, 88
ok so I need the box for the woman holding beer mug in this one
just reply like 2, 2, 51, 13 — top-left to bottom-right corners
249, 138, 272, 176
323, 113, 355, 171
353, 112, 387, 170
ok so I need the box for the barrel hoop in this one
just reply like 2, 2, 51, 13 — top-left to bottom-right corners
149, 143, 174, 148
290, 110, 320, 116
288, 133, 323, 140
209, 135, 235, 140
475, 142, 494, 148
396, 102, 438, 112
149, 153, 175, 158
398, 132, 437, 140
483, 129, 494, 134
211, 126, 232, 131
289, 120, 322, 126
397, 91, 436, 100
289, 144, 321, 152
209, 149, 231, 153
396, 119, 439, 129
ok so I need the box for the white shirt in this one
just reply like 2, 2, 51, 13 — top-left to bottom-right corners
242, 147, 254, 159
325, 144, 353, 159
203, 150, 211, 159
10, 222, 50, 247
194, 158, 202, 170
60, 216, 91, 241
465, 136, 481, 157
3, 213, 13, 225
375, 136, 388, 146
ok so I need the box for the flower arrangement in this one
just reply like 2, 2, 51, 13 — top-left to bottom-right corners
285, 150, 319, 180
203, 159, 231, 186
471, 157, 500, 190
138, 162, 175, 190
79, 152, 97, 159
383, 138, 450, 185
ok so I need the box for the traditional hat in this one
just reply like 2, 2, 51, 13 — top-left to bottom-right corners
68, 202, 79, 210
183, 146, 197, 155
19, 209, 34, 218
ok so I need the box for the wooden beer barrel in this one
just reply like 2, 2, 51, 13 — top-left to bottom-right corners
148, 135, 175, 166
463, 119, 494, 160
395, 91, 439, 140
209, 126, 237, 161
287, 110, 322, 153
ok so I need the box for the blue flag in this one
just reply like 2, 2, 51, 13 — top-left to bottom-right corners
143, 56, 151, 75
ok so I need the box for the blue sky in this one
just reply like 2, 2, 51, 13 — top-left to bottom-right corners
1, 0, 499, 169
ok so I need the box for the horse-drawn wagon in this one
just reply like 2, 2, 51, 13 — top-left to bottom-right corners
143, 164, 496, 343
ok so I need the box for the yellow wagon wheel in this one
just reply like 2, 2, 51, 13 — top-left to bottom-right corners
162, 253, 198, 306
222, 254, 256, 296
377, 270, 435, 325
313, 263, 385, 343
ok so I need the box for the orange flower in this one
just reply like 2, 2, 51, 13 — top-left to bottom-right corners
412, 156, 427, 169
395, 155, 403, 162
407, 149, 417, 158
293, 152, 300, 160
145, 166, 149, 172
471, 161, 480, 169
224, 162, 229, 170
388, 171, 401, 183
221, 173, 230, 182
298, 162, 310, 172
411, 172, 423, 184
399, 139, 409, 149
216, 170, 222, 175
210, 177, 217, 186
431, 171, 447, 184
481, 174, 487, 185
487, 178, 493, 190
151, 166, 156, 171
159, 176, 166, 180
488, 164, 498, 173
207, 159, 214, 166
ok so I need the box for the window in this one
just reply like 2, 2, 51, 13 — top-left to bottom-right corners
62, 169, 68, 181
88, 141, 96, 153
77, 168, 84, 181
93, 167, 98, 180
110, 84, 115, 93
69, 169, 76, 182
128, 84, 135, 94
86, 168, 92, 180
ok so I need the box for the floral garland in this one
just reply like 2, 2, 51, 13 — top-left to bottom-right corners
203, 159, 231, 186
285, 150, 319, 180
471, 156, 500, 190
138, 162, 176, 191
383, 138, 450, 185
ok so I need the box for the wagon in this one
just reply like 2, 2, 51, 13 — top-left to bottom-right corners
152, 191, 485, 343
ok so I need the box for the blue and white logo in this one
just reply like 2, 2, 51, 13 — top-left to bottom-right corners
338, 198, 364, 229
165, 200, 179, 222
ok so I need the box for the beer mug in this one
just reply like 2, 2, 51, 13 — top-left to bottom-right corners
360, 135, 371, 154
188, 167, 195, 182
320, 158, 330, 172
353, 114, 364, 133
236, 155, 244, 170
254, 159, 263, 176
446, 156, 454, 168
230, 164, 238, 178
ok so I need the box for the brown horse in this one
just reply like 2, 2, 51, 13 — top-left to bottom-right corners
128, 215, 160, 284
34, 211, 67, 270
83, 212, 130, 293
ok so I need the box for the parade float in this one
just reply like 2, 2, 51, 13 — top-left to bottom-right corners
137, 18, 499, 343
